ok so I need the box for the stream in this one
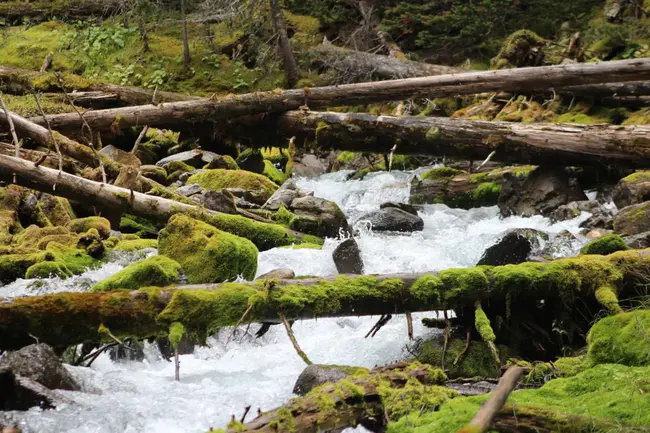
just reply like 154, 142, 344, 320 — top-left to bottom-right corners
0, 169, 594, 433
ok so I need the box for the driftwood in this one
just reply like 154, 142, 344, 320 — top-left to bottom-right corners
26, 58, 650, 134
230, 110, 650, 168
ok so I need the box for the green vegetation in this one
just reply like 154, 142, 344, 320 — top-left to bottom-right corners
68, 217, 111, 238
587, 309, 650, 367
188, 169, 278, 200
580, 234, 629, 255
90, 255, 181, 292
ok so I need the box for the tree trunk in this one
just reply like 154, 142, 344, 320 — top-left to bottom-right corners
27, 58, 650, 135
312, 41, 462, 80
229, 110, 650, 168
269, 0, 300, 88
0, 154, 314, 252
181, 0, 191, 73
0, 249, 638, 351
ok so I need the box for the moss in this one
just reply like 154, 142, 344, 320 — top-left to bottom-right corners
380, 379, 457, 420
490, 29, 547, 69
168, 322, 185, 348
45, 242, 100, 275
262, 147, 288, 166
279, 242, 323, 250
587, 309, 650, 367
113, 238, 158, 252
188, 169, 278, 199
0, 251, 49, 282
336, 151, 357, 165
620, 170, 650, 183
581, 234, 629, 255
262, 160, 288, 185
40, 196, 75, 227
163, 160, 194, 174
68, 217, 111, 238
90, 255, 181, 292
14, 225, 71, 249
622, 108, 650, 126
420, 167, 461, 181
557, 103, 629, 125
25, 261, 73, 279
410, 275, 442, 306
554, 356, 587, 377
474, 304, 496, 342
158, 214, 258, 284
0, 185, 22, 244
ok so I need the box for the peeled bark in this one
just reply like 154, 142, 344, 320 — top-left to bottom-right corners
28, 58, 650, 135
231, 110, 650, 168
0, 154, 314, 251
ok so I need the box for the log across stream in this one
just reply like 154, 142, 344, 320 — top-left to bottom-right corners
0, 170, 594, 432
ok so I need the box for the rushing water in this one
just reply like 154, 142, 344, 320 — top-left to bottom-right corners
1, 170, 595, 433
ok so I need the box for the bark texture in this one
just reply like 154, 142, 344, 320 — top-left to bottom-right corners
270, 0, 300, 87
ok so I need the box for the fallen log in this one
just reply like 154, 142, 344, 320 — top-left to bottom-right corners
0, 154, 316, 251
0, 249, 642, 351
0, 142, 82, 174
230, 110, 650, 168
28, 58, 650, 134
0, 66, 199, 106
312, 41, 462, 80
0, 0, 126, 23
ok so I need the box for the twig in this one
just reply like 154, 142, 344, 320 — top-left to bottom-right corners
406, 311, 413, 340
365, 314, 392, 338
0, 93, 21, 183
240, 405, 251, 423
226, 303, 253, 345
459, 366, 526, 433
453, 331, 472, 365
279, 311, 312, 365
79, 342, 120, 367
29, 84, 63, 182
55, 72, 107, 183
132, 125, 149, 155
388, 143, 397, 172
151, 85, 159, 105
475, 150, 497, 173
442, 311, 450, 370
174, 347, 180, 381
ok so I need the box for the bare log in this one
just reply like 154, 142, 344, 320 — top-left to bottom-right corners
312, 41, 462, 80
231, 110, 650, 168
0, 142, 81, 174
0, 154, 315, 251
0, 249, 642, 351
28, 58, 650, 134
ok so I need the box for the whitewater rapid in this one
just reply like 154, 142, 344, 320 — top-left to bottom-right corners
0, 170, 593, 433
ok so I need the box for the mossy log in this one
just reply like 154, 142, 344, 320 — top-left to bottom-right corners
0, 65, 199, 107
0, 154, 316, 251
0, 249, 646, 352
27, 58, 650, 134
223, 362, 452, 433
232, 110, 650, 168
0, 0, 126, 23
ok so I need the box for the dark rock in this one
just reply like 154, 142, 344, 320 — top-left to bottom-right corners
264, 180, 300, 211
0, 344, 80, 391
234, 198, 260, 209
613, 201, 650, 236
612, 172, 650, 209
155, 150, 218, 169
198, 190, 237, 214
18, 193, 38, 224
477, 228, 548, 266
108, 340, 145, 362
156, 338, 195, 361
332, 238, 364, 274
204, 155, 239, 170
624, 231, 650, 249
226, 188, 268, 206
292, 154, 329, 178
580, 214, 614, 231
380, 202, 419, 216
356, 207, 423, 232
291, 196, 350, 238
99, 145, 141, 167
140, 165, 168, 185
235, 148, 264, 173
0, 366, 61, 411
551, 200, 608, 222
498, 166, 587, 217
178, 169, 204, 184
77, 229, 105, 258
540, 230, 577, 258
293, 364, 347, 396
256, 268, 296, 279
175, 183, 203, 197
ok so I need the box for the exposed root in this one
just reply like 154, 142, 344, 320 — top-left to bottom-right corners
227, 303, 253, 345
453, 331, 472, 366
280, 312, 312, 365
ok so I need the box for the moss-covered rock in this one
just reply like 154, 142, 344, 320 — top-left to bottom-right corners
158, 214, 258, 283
90, 255, 181, 292
14, 225, 71, 249
38, 194, 75, 227
67, 217, 111, 239
235, 148, 265, 173
0, 185, 22, 244
187, 169, 278, 201
612, 170, 650, 209
613, 201, 650, 236
587, 309, 650, 367
490, 29, 548, 69
580, 234, 628, 255
204, 154, 239, 170
0, 251, 50, 283
262, 160, 288, 185
25, 261, 73, 279
112, 238, 158, 252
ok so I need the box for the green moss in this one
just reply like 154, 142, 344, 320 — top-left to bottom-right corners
410, 275, 442, 306
554, 356, 587, 377
380, 379, 457, 420
25, 261, 73, 279
622, 109, 650, 126
420, 167, 461, 181
158, 214, 258, 284
587, 309, 650, 367
45, 242, 100, 275
112, 238, 158, 252
621, 170, 650, 183
474, 304, 496, 342
0, 251, 49, 282
163, 160, 194, 174
188, 169, 278, 199
68, 217, 111, 238
262, 160, 288, 185
168, 322, 185, 348
279, 242, 323, 250
336, 151, 357, 165
415, 338, 505, 379
14, 225, 71, 249
581, 234, 629, 255
557, 103, 629, 125
90, 255, 181, 292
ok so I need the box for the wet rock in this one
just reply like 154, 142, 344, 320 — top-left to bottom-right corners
498, 166, 587, 217
257, 268, 296, 279
235, 198, 261, 209
156, 150, 219, 169
622, 231, 650, 249
477, 228, 548, 266
77, 228, 105, 258
612, 172, 650, 209
175, 183, 203, 197
99, 145, 141, 167
0, 366, 60, 411
235, 148, 265, 173
0, 344, 80, 391
292, 154, 329, 178
613, 201, 650, 236
380, 202, 418, 216
332, 238, 364, 274
18, 193, 38, 224
291, 196, 350, 238
580, 213, 614, 231
540, 230, 577, 258
226, 188, 268, 206
198, 190, 237, 214
263, 179, 301, 211
552, 200, 614, 230
293, 364, 348, 395
108, 340, 146, 362
356, 207, 423, 232
178, 169, 204, 184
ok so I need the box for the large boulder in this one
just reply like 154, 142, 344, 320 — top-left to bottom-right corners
613, 201, 650, 236
257, 268, 296, 279
624, 231, 650, 249
291, 154, 330, 178
235, 148, 265, 173
476, 228, 548, 266
356, 207, 424, 232
196, 190, 238, 214
0, 366, 63, 410
158, 214, 258, 283
90, 255, 181, 292
332, 238, 364, 274
293, 364, 367, 395
290, 196, 350, 238
380, 202, 418, 215
187, 169, 278, 202
155, 150, 219, 169
612, 171, 650, 209
67, 216, 111, 239
498, 166, 587, 217
0, 344, 80, 391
